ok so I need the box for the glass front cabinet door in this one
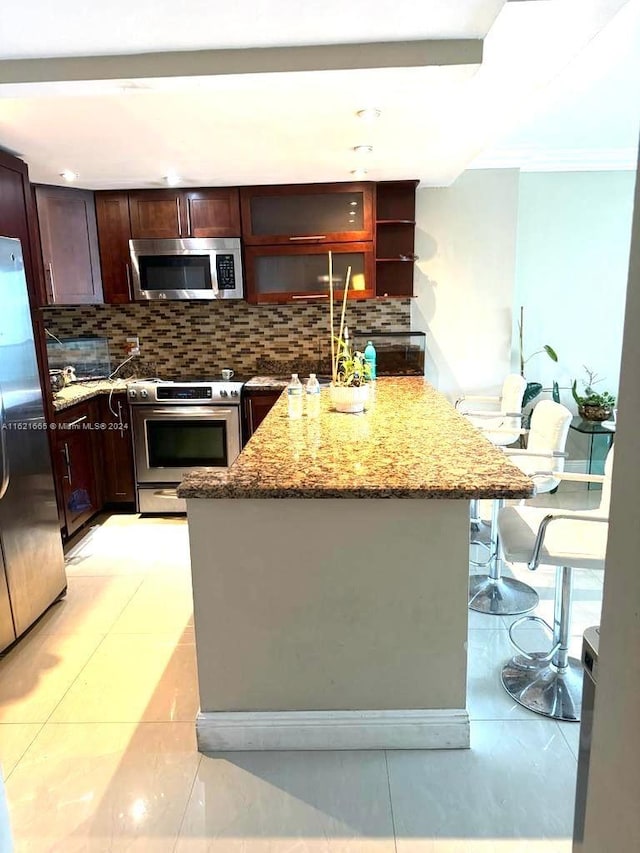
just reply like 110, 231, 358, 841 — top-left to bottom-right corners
244, 243, 375, 303
240, 183, 374, 245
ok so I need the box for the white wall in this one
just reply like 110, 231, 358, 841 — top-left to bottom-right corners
412, 169, 520, 401
413, 169, 636, 408
513, 171, 636, 407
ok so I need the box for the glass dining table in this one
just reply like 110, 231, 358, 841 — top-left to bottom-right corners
569, 416, 615, 487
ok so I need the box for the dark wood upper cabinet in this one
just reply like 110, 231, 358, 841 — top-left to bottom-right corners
0, 150, 45, 307
128, 187, 241, 239
35, 185, 103, 305
95, 191, 133, 304
97, 187, 241, 302
240, 182, 374, 246
375, 180, 418, 298
244, 242, 375, 304
184, 189, 241, 237
129, 190, 183, 239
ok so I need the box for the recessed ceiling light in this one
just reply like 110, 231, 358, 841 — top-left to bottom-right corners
59, 169, 78, 182
356, 108, 381, 121
350, 169, 368, 179
353, 145, 373, 154
349, 201, 358, 206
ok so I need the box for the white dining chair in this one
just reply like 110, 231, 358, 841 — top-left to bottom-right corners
496, 447, 613, 721
457, 373, 527, 528
456, 372, 527, 445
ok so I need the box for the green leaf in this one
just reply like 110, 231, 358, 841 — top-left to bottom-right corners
571, 379, 582, 405
523, 382, 543, 407
543, 345, 558, 362
552, 381, 560, 403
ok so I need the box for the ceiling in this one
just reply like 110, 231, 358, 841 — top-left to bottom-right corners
0, 0, 636, 189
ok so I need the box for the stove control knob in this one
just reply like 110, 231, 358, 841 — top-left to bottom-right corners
220, 389, 228, 397
128, 389, 137, 399
230, 389, 239, 397
140, 389, 148, 399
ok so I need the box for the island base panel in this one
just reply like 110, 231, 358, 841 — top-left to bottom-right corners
187, 498, 470, 749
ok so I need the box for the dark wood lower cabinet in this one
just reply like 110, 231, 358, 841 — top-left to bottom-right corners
54, 401, 101, 538
53, 394, 136, 539
100, 394, 136, 504
243, 389, 283, 442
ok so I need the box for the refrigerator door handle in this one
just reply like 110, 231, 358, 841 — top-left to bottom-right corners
0, 384, 9, 500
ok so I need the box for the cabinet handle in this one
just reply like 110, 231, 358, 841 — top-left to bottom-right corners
68, 415, 87, 427
291, 294, 329, 300
46, 262, 57, 302
62, 442, 72, 485
289, 235, 326, 241
117, 401, 125, 436
125, 263, 133, 301
176, 198, 182, 237
185, 200, 192, 237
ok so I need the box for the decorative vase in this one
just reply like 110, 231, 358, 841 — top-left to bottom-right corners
329, 383, 370, 413
579, 404, 612, 422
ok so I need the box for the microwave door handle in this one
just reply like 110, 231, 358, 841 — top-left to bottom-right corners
0, 384, 10, 501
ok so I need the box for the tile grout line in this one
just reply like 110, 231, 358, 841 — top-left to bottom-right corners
555, 721, 580, 763
172, 752, 203, 851
30, 573, 148, 728
383, 750, 399, 853
1, 722, 46, 782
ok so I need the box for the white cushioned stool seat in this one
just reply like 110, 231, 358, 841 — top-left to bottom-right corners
497, 506, 608, 571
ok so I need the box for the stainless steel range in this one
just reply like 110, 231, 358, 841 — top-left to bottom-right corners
128, 378, 243, 513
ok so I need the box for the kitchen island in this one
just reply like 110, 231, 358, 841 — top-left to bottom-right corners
179, 377, 533, 751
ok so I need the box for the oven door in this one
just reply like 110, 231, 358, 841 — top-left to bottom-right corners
132, 405, 241, 484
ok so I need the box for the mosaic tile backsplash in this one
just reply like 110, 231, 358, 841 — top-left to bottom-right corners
42, 300, 411, 379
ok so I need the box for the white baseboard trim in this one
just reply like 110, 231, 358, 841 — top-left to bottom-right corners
196, 708, 470, 752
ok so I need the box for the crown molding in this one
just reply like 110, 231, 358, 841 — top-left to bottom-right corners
470, 146, 638, 172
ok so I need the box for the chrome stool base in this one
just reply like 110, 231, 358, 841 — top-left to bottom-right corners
468, 575, 539, 615
501, 653, 583, 721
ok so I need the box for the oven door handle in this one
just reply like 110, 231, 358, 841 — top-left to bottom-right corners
145, 407, 237, 417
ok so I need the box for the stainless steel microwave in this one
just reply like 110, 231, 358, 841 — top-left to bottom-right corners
129, 237, 244, 301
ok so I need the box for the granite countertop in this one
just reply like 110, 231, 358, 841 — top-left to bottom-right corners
178, 377, 535, 500
52, 379, 131, 412
244, 376, 290, 390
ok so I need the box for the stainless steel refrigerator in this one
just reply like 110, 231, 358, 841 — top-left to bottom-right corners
0, 235, 66, 652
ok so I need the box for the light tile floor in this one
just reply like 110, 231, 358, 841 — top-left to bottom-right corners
0, 486, 602, 851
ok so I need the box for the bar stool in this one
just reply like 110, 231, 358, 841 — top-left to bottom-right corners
469, 400, 572, 616
496, 448, 613, 721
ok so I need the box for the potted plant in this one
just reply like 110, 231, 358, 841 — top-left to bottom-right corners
328, 253, 372, 413
518, 306, 559, 407
572, 366, 616, 421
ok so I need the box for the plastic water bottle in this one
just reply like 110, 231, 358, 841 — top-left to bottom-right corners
364, 340, 377, 380
287, 373, 303, 419
306, 373, 321, 418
